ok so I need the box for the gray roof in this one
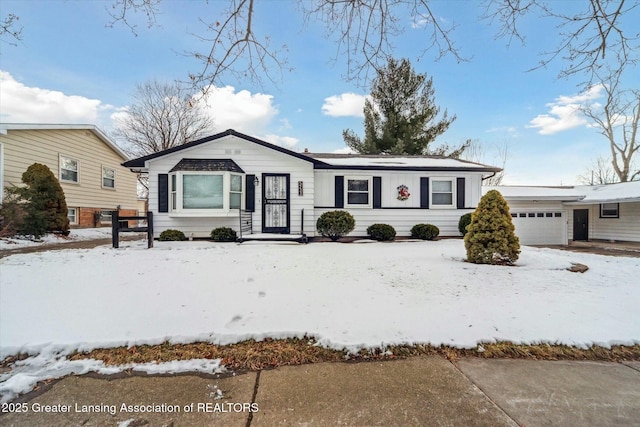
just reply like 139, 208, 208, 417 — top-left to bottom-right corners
169, 159, 244, 173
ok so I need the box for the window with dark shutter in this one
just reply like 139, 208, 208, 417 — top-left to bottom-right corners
420, 177, 430, 208
158, 174, 169, 213
335, 176, 344, 208
456, 178, 465, 209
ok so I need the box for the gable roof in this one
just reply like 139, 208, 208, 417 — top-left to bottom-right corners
122, 129, 500, 173
122, 129, 324, 169
0, 123, 129, 160
169, 158, 244, 173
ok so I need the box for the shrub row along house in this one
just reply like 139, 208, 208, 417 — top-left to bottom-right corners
122, 129, 500, 240
0, 124, 139, 227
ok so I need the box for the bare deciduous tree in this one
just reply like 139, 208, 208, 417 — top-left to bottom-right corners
105, 0, 639, 90
577, 155, 620, 184
463, 139, 510, 185
114, 79, 214, 158
484, 0, 640, 87
581, 77, 640, 182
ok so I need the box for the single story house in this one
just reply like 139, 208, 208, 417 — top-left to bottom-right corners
122, 129, 501, 239
485, 181, 640, 245
0, 124, 139, 227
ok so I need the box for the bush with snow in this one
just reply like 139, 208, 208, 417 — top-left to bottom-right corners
464, 190, 520, 265
210, 227, 237, 242
159, 229, 186, 241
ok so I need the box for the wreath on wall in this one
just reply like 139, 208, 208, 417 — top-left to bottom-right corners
397, 185, 410, 201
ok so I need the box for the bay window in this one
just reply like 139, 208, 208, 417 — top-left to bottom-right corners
169, 171, 244, 215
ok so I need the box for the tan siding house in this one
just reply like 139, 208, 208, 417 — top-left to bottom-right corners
0, 124, 139, 227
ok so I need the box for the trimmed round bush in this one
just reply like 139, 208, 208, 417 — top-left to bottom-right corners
159, 229, 186, 241
464, 190, 520, 265
410, 223, 440, 240
366, 223, 396, 241
458, 213, 472, 236
316, 210, 355, 241
211, 227, 237, 242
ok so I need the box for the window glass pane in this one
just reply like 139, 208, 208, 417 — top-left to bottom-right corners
230, 174, 243, 191
61, 157, 77, 171
348, 179, 368, 191
432, 193, 452, 205
103, 168, 115, 179
347, 192, 369, 204
61, 169, 78, 182
432, 180, 452, 192
103, 177, 115, 188
230, 192, 242, 209
183, 175, 223, 209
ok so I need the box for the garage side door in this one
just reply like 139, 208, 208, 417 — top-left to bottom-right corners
510, 211, 567, 245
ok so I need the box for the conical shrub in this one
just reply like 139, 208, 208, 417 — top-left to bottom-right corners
464, 190, 520, 265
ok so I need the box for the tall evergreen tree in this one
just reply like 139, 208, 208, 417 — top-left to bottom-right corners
343, 58, 463, 156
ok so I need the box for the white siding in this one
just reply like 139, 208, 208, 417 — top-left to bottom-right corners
313, 169, 485, 237
568, 202, 640, 242
148, 135, 315, 238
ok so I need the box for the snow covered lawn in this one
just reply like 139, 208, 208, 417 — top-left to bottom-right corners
0, 227, 113, 250
1, 239, 639, 401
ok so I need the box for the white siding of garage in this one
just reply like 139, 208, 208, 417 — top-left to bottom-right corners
568, 202, 640, 242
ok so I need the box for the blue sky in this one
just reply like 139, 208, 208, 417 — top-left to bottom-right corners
1, 0, 638, 185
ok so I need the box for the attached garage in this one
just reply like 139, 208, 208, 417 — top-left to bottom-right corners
509, 210, 567, 245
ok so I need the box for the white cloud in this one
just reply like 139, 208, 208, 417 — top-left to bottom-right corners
322, 93, 367, 117
197, 85, 298, 147
527, 85, 604, 135
332, 147, 355, 154
262, 134, 299, 148
0, 70, 115, 124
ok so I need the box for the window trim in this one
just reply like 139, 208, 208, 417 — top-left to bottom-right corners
344, 176, 372, 208
430, 178, 456, 208
59, 155, 79, 184
600, 203, 619, 218
169, 171, 245, 216
67, 208, 77, 225
102, 165, 116, 189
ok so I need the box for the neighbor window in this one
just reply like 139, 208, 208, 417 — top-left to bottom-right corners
100, 210, 112, 223
170, 172, 244, 213
346, 177, 370, 207
67, 208, 77, 224
431, 179, 454, 206
600, 203, 619, 218
60, 155, 79, 183
102, 166, 115, 189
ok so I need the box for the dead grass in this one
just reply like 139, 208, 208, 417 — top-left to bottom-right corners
24, 339, 635, 371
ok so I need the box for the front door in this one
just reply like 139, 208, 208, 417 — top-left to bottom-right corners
573, 209, 589, 241
262, 174, 290, 233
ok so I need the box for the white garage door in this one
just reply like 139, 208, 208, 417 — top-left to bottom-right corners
510, 211, 567, 245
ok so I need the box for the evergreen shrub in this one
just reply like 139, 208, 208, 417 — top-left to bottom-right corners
316, 210, 355, 241
366, 223, 396, 241
464, 190, 520, 265
159, 229, 186, 241
458, 213, 472, 236
410, 224, 440, 240
211, 227, 237, 242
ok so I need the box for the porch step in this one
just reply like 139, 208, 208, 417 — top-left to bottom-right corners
237, 233, 308, 244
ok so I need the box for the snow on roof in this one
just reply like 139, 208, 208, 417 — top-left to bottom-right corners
484, 186, 585, 201
307, 154, 499, 170
485, 181, 640, 203
576, 180, 640, 203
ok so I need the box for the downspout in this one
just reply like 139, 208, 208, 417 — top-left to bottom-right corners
482, 172, 497, 182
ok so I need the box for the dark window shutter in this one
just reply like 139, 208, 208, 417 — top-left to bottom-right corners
335, 176, 344, 208
457, 178, 466, 209
158, 174, 169, 213
373, 177, 382, 209
420, 177, 429, 208
245, 174, 255, 212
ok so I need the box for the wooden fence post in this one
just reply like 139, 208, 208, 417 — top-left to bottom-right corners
111, 210, 119, 248
147, 212, 154, 248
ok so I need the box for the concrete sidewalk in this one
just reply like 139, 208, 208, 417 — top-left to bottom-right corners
1, 356, 639, 427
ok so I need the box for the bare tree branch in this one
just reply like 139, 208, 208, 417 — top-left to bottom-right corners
1, 13, 23, 46
577, 155, 620, 184
484, 0, 640, 87
107, 0, 161, 36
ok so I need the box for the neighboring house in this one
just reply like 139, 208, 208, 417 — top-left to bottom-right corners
485, 181, 640, 245
0, 124, 139, 227
122, 129, 500, 239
